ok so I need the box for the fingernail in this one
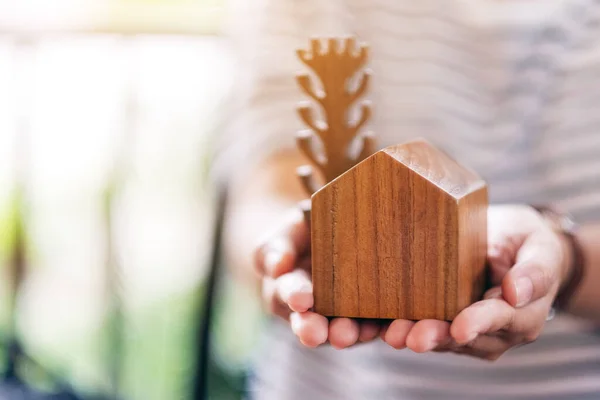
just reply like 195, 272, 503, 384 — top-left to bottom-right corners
515, 276, 533, 307
264, 251, 283, 275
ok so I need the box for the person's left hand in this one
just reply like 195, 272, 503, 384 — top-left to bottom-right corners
381, 204, 573, 360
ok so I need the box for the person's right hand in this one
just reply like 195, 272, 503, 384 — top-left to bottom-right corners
254, 208, 385, 349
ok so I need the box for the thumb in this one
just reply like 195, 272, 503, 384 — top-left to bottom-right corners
501, 229, 562, 308
255, 209, 310, 278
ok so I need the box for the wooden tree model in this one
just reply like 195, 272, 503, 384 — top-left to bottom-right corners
295, 37, 376, 201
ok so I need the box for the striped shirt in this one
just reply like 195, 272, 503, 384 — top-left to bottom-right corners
218, 0, 600, 398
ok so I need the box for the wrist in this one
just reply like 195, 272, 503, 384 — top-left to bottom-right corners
530, 205, 586, 311
557, 232, 575, 293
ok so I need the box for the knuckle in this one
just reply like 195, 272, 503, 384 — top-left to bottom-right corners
526, 264, 554, 296
505, 308, 517, 331
489, 238, 516, 256
488, 241, 509, 257
542, 258, 559, 283
539, 266, 556, 294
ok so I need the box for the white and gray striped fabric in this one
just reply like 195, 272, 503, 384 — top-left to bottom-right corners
220, 0, 600, 398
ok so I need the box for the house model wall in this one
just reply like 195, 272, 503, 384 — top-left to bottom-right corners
311, 139, 488, 321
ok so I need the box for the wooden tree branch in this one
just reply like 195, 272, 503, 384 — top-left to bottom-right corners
347, 71, 370, 106
351, 45, 368, 72
296, 130, 324, 167
296, 165, 321, 195
342, 41, 368, 78
357, 45, 368, 64
311, 38, 323, 55
296, 48, 309, 63
341, 36, 355, 53
297, 38, 324, 74
327, 38, 338, 54
296, 73, 325, 105
297, 104, 326, 136
349, 102, 372, 137
296, 49, 315, 72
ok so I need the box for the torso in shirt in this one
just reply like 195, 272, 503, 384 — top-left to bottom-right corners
241, 1, 600, 399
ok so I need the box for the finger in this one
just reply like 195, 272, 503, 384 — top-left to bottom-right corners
379, 322, 391, 340
383, 320, 414, 350
467, 333, 515, 357
430, 335, 507, 356
487, 236, 519, 285
452, 335, 510, 361
509, 295, 551, 342
432, 338, 465, 354
483, 287, 503, 300
502, 230, 561, 308
358, 321, 381, 343
451, 299, 514, 344
406, 320, 451, 353
262, 277, 290, 320
275, 269, 313, 312
453, 297, 551, 347
329, 318, 360, 349
255, 209, 310, 278
290, 312, 328, 348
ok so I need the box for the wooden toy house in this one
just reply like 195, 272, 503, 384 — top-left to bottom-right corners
311, 139, 488, 321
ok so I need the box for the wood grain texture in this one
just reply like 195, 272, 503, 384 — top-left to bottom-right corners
311, 139, 488, 321
457, 186, 488, 309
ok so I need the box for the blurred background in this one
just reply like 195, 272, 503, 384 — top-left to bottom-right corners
0, 0, 260, 399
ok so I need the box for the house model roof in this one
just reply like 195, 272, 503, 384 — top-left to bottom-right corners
354, 139, 486, 199
380, 139, 486, 199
